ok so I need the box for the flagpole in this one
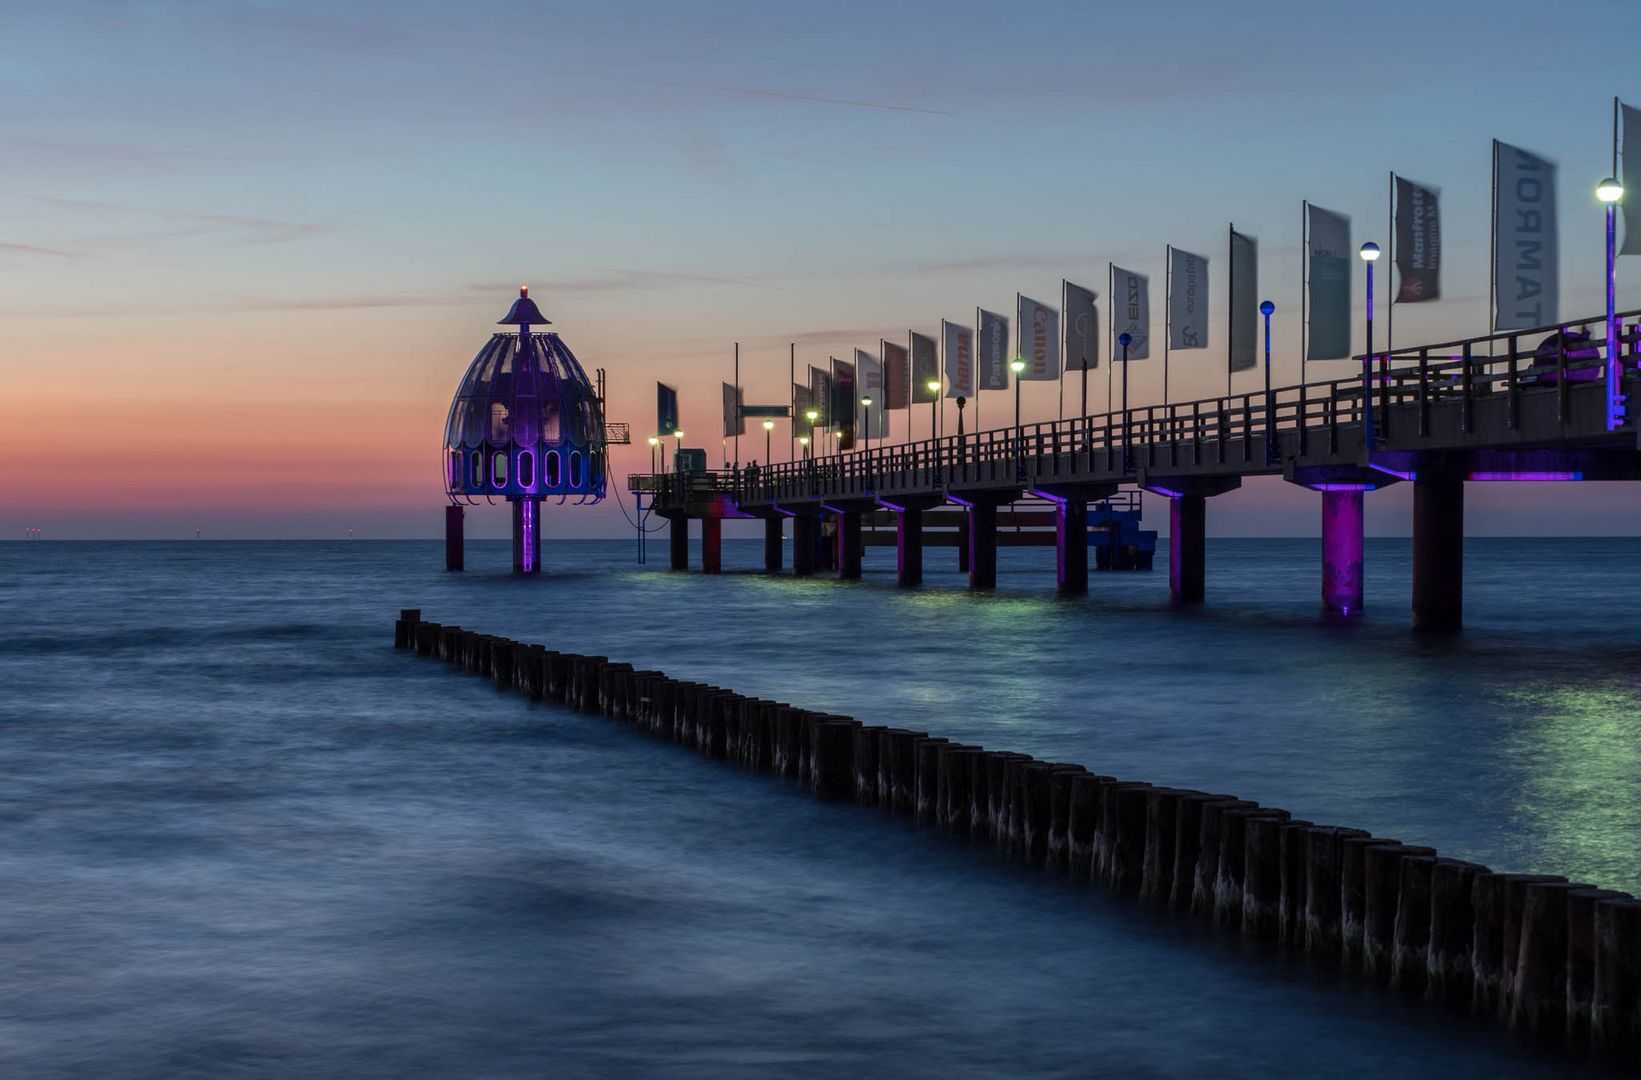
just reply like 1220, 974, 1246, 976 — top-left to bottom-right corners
1387, 171, 1395, 381
734, 341, 740, 470
975, 306, 983, 437
1489, 140, 1498, 335
1226, 223, 1233, 397
789, 342, 795, 463
1301, 201, 1308, 387
1058, 279, 1067, 421
1106, 263, 1114, 414
1164, 245, 1173, 406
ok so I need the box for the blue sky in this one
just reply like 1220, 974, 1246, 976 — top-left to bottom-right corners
3, 0, 1639, 538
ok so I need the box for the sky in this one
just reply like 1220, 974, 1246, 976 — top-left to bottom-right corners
4, 0, 1641, 540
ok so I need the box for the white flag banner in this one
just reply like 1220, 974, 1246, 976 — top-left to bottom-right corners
942, 320, 974, 397
1111, 265, 1151, 360
1306, 203, 1352, 361
1168, 249, 1209, 350
1015, 294, 1060, 380
1063, 281, 1098, 371
854, 348, 889, 437
1229, 229, 1258, 372
1493, 140, 1558, 331
977, 308, 1010, 389
1623, 104, 1641, 257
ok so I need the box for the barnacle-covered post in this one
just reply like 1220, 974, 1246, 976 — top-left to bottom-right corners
442, 288, 608, 574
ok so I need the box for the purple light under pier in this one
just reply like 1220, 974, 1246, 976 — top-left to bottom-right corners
1321, 490, 1364, 618
512, 497, 540, 575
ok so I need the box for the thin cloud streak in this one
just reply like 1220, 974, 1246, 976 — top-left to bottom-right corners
20, 195, 327, 246
0, 241, 72, 257
624, 75, 953, 116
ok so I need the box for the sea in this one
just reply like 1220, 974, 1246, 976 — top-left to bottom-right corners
2, 536, 1638, 1078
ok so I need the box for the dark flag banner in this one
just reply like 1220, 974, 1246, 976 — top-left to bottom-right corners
1492, 140, 1558, 331
792, 383, 813, 428
1228, 229, 1258, 372
1063, 281, 1098, 371
1621, 102, 1641, 256
1394, 176, 1441, 303
1306, 203, 1352, 361
721, 382, 744, 438
910, 332, 939, 402
831, 358, 856, 450
882, 340, 909, 409
657, 382, 679, 435
808, 365, 832, 426
977, 308, 1010, 390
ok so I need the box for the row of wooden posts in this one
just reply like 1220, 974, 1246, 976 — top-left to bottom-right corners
394, 608, 1641, 1060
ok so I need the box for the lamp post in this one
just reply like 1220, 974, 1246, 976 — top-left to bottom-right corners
860, 396, 873, 456
805, 408, 819, 457
1009, 357, 1026, 477
762, 418, 774, 465
1260, 300, 1275, 464
647, 434, 659, 474
799, 435, 810, 459
1359, 242, 1381, 451
1118, 332, 1132, 471
1599, 176, 1625, 429
927, 378, 942, 442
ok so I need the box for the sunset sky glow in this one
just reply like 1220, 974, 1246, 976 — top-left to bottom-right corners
5, 0, 1640, 539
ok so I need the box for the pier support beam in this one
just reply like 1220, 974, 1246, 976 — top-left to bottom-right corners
792, 514, 818, 577
668, 515, 689, 572
701, 517, 722, 575
511, 497, 540, 575
1140, 473, 1239, 608
968, 503, 999, 590
1055, 499, 1088, 596
896, 508, 923, 587
957, 508, 970, 573
444, 504, 465, 572
763, 516, 783, 573
1321, 490, 1365, 617
837, 511, 863, 580
1413, 476, 1463, 632
1169, 496, 1205, 605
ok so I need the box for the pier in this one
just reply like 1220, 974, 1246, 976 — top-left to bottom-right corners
634, 311, 1641, 629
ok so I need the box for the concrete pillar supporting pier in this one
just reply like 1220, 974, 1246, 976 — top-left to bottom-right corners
668, 514, 688, 571
444, 504, 465, 571
701, 517, 722, 574
957, 509, 970, 573
1140, 473, 1238, 608
968, 502, 997, 590
791, 514, 818, 577
762, 516, 783, 573
1413, 475, 1463, 632
896, 508, 923, 587
511, 497, 540, 575
1321, 489, 1365, 617
837, 510, 863, 580
1036, 484, 1113, 598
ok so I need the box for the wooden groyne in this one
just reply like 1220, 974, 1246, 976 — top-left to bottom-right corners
394, 609, 1641, 1062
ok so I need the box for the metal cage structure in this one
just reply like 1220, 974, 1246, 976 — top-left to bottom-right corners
441, 288, 607, 574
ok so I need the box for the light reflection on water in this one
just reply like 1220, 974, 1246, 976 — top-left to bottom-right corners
0, 538, 1636, 1077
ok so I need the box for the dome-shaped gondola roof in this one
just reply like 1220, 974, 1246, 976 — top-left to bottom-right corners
443, 288, 606, 502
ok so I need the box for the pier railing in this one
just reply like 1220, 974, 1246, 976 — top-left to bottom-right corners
632, 308, 1641, 508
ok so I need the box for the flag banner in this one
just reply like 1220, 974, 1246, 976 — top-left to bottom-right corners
854, 349, 890, 437
1167, 250, 1209, 349
1620, 104, 1641, 256
808, 365, 832, 426
1394, 176, 1441, 303
1016, 294, 1061, 380
721, 382, 744, 438
911, 332, 940, 401
1229, 230, 1258, 372
942, 320, 974, 397
792, 383, 812, 427
882, 340, 910, 409
1111, 266, 1151, 359
1493, 142, 1558, 330
1306, 204, 1352, 361
978, 308, 1010, 389
657, 382, 679, 436
1063, 281, 1098, 371
832, 358, 856, 449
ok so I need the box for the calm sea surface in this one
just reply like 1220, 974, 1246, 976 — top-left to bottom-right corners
2, 537, 1639, 1077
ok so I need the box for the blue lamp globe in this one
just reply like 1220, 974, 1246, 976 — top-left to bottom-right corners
1259, 300, 1275, 316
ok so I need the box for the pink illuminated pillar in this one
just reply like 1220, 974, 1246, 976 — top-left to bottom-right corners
701, 517, 722, 574
1169, 496, 1205, 605
1320, 490, 1364, 617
